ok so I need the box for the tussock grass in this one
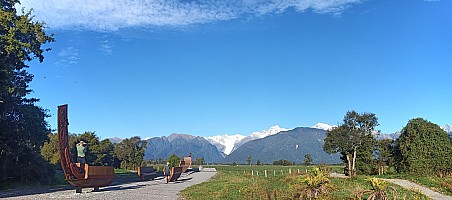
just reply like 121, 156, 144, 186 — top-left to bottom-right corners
181, 165, 429, 200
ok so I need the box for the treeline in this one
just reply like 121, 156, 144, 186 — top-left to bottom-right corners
0, 0, 55, 185
324, 111, 452, 178
41, 132, 147, 170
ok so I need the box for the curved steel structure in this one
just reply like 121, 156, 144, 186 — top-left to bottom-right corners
58, 104, 115, 193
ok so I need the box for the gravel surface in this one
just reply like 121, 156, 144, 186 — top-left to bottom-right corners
381, 179, 452, 200
1, 169, 217, 200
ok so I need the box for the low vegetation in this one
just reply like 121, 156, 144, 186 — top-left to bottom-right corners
181, 165, 429, 200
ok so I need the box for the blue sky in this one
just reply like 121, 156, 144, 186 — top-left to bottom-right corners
20, 0, 451, 139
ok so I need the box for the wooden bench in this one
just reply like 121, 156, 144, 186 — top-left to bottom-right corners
137, 166, 157, 181
169, 166, 183, 182
69, 163, 115, 193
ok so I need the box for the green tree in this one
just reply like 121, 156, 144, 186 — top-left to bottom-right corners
114, 136, 147, 170
40, 132, 113, 167
246, 156, 252, 166
194, 157, 204, 165
40, 133, 60, 165
168, 154, 180, 168
273, 159, 295, 166
256, 159, 261, 165
323, 111, 378, 177
394, 118, 452, 176
375, 139, 393, 175
303, 154, 313, 165
0, 1, 54, 184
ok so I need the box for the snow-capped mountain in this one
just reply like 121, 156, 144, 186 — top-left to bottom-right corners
311, 123, 335, 131
442, 124, 452, 133
206, 125, 289, 156
250, 125, 290, 139
205, 134, 246, 156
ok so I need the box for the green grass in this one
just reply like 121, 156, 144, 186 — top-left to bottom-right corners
181, 165, 429, 200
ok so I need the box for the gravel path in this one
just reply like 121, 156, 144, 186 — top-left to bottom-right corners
330, 173, 452, 200
381, 179, 452, 200
1, 169, 217, 200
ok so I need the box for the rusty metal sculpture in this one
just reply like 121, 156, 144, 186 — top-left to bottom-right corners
180, 157, 192, 173
58, 104, 115, 193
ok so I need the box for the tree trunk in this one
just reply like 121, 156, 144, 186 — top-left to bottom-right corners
352, 146, 357, 177
346, 154, 352, 177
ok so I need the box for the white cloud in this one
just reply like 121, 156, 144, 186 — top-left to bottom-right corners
99, 40, 113, 56
18, 0, 363, 31
55, 46, 79, 65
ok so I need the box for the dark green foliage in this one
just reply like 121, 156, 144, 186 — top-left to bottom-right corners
376, 139, 394, 175
394, 118, 452, 176
323, 111, 378, 177
193, 157, 205, 165
273, 159, 295, 166
78, 132, 114, 166
256, 159, 261, 165
246, 156, 252, 166
354, 134, 376, 175
303, 154, 313, 165
0, 0, 54, 184
168, 154, 180, 168
114, 136, 147, 170
40, 132, 114, 167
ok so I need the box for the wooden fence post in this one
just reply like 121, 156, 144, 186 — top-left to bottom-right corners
265, 170, 267, 178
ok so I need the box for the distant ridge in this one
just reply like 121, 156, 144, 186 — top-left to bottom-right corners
144, 133, 224, 163
224, 127, 341, 164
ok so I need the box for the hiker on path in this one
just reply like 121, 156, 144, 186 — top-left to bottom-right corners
164, 162, 171, 183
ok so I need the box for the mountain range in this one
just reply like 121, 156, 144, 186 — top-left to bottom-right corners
110, 123, 451, 164
143, 133, 224, 163
224, 127, 341, 164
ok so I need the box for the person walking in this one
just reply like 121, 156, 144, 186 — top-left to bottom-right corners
164, 162, 171, 184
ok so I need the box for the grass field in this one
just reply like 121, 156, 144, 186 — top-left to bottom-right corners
181, 165, 429, 200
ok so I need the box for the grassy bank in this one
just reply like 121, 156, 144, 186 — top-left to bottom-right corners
181, 165, 429, 200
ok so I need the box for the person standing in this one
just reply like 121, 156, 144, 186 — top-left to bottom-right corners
164, 162, 171, 184
76, 140, 87, 168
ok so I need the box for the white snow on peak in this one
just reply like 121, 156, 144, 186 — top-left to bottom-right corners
311, 123, 335, 131
205, 125, 289, 156
143, 137, 154, 140
442, 124, 452, 133
205, 134, 246, 156
250, 125, 289, 139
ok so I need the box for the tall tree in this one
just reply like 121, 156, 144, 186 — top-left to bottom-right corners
0, 0, 54, 183
324, 111, 378, 177
303, 154, 313, 165
394, 118, 452, 177
375, 139, 393, 175
246, 156, 252, 166
114, 136, 147, 170
167, 154, 180, 168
